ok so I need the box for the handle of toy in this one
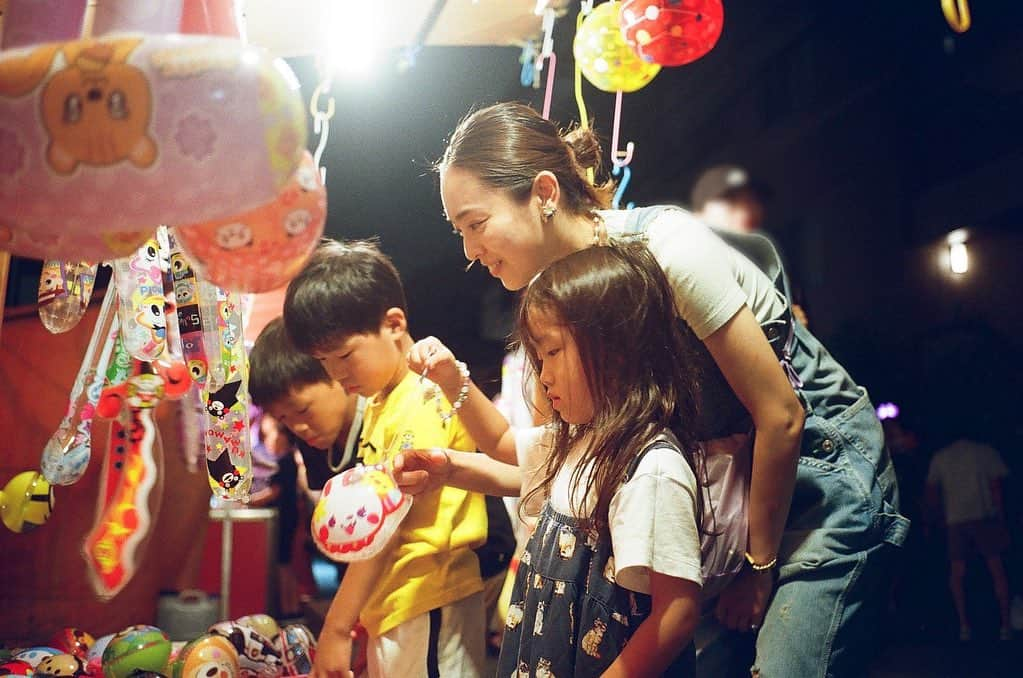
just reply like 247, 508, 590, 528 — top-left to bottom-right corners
38, 260, 98, 334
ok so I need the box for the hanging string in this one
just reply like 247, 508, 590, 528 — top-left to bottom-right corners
536, 7, 558, 120
574, 6, 594, 184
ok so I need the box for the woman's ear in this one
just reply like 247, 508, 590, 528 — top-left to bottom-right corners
532, 171, 561, 214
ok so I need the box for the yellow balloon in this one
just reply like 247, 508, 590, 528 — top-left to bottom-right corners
1, 470, 54, 533
574, 1, 661, 93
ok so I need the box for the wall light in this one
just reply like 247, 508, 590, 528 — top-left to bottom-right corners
946, 228, 969, 275
875, 402, 900, 421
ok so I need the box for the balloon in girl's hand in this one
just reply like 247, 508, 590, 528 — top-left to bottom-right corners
0, 34, 306, 238
38, 260, 98, 334
620, 0, 724, 67
0, 223, 153, 263
574, 1, 660, 92
0, 471, 54, 533
311, 463, 412, 562
173, 151, 327, 293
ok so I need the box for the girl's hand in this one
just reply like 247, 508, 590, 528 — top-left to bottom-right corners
393, 448, 452, 495
714, 567, 774, 633
407, 336, 462, 397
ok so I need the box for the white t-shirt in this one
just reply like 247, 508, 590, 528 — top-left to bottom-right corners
514, 426, 703, 594
602, 207, 787, 339
926, 438, 1009, 525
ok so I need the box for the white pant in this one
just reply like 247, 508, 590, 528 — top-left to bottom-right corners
366, 590, 486, 678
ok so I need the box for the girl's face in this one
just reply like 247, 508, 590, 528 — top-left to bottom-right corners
440, 165, 549, 291
527, 310, 594, 426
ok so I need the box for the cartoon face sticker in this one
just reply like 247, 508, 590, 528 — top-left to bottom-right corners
188, 359, 208, 383
37, 39, 158, 175
125, 374, 165, 409
215, 223, 253, 250
134, 296, 167, 339
170, 252, 192, 280
283, 210, 311, 237
33, 654, 87, 678
175, 280, 195, 304
206, 452, 243, 490
37, 261, 66, 306
206, 381, 241, 418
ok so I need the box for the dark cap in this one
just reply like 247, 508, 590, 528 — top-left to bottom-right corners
690, 164, 772, 210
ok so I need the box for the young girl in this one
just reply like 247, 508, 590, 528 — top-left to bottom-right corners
402, 242, 707, 676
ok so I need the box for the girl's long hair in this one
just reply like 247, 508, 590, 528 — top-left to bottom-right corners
518, 242, 706, 533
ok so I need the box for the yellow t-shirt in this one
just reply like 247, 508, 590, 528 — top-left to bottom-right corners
357, 370, 488, 637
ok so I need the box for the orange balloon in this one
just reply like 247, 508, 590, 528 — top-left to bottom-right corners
173, 151, 326, 293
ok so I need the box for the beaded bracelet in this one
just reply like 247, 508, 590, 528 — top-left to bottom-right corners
744, 551, 778, 572
438, 360, 470, 424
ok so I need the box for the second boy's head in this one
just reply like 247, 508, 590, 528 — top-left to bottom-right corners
284, 239, 411, 399
249, 317, 355, 450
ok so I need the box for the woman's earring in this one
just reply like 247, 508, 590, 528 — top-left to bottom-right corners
541, 203, 557, 222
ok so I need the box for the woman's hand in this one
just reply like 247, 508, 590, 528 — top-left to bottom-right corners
714, 567, 774, 633
393, 448, 452, 495
407, 336, 462, 398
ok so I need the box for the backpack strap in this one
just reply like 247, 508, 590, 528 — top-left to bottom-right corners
623, 430, 686, 483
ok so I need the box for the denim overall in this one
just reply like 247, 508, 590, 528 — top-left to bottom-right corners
609, 206, 910, 677
496, 437, 696, 677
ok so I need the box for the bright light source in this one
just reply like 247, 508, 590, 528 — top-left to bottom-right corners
946, 229, 969, 275
876, 402, 900, 420
323, 1, 383, 80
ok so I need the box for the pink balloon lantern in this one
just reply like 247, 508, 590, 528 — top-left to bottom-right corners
620, 0, 724, 67
173, 151, 326, 293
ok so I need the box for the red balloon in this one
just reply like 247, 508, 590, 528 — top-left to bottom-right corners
620, 0, 724, 67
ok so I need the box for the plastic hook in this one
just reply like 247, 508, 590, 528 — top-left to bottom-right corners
610, 89, 634, 168
612, 165, 635, 210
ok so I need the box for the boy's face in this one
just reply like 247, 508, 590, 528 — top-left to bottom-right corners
311, 311, 407, 399
266, 381, 356, 450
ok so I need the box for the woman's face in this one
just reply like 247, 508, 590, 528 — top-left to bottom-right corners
440, 165, 549, 291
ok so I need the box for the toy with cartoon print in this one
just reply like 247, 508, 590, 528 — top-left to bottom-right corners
173, 151, 327, 293
200, 285, 253, 502
33, 653, 89, 678
167, 633, 239, 678
84, 355, 186, 599
206, 622, 281, 678
40, 284, 120, 486
311, 462, 412, 562
37, 260, 98, 334
48, 629, 95, 661
101, 626, 172, 678
11, 647, 62, 669
0, 32, 306, 240
112, 237, 170, 362
274, 624, 316, 677
0, 659, 34, 676
0, 470, 54, 533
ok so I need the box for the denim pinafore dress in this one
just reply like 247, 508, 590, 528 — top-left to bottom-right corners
496, 438, 696, 677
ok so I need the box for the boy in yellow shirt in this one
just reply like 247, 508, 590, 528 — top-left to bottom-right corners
283, 239, 488, 678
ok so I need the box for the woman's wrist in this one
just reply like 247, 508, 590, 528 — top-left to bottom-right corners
437, 361, 470, 424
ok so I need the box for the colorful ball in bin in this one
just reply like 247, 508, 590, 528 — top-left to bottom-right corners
1, 471, 54, 533
13, 648, 61, 668
235, 616, 279, 647
168, 634, 238, 678
49, 628, 95, 660
311, 463, 412, 562
206, 623, 281, 678
0, 660, 34, 676
277, 625, 316, 677
620, 0, 724, 66
33, 653, 88, 678
574, 1, 660, 92
102, 626, 171, 678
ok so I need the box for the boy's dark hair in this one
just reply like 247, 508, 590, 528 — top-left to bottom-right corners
249, 317, 333, 406
283, 239, 407, 355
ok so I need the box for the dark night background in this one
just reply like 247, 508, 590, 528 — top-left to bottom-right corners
7, 2, 1022, 454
